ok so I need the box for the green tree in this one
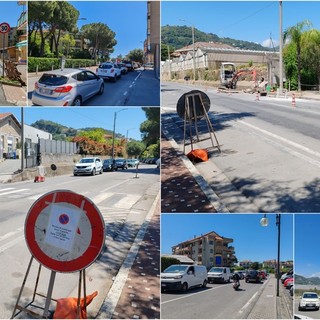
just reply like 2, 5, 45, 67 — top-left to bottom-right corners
283, 42, 298, 91
161, 257, 180, 272
59, 33, 76, 58
80, 23, 117, 62
78, 128, 107, 143
140, 107, 160, 147
127, 141, 145, 158
301, 29, 320, 92
250, 262, 261, 270
127, 49, 144, 63
161, 43, 175, 61
284, 20, 312, 92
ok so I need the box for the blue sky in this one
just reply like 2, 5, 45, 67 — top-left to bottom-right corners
71, 1, 147, 58
161, 214, 294, 263
295, 214, 320, 278
161, 1, 320, 48
0, 1, 26, 27
0, 107, 150, 141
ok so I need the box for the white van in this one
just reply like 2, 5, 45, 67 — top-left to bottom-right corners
161, 264, 208, 292
207, 266, 231, 283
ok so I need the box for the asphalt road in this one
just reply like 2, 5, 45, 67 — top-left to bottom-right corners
27, 68, 160, 107
0, 164, 160, 319
161, 81, 320, 212
161, 279, 266, 319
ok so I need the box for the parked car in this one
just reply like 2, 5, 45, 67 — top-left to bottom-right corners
74, 157, 103, 176
96, 62, 121, 82
123, 60, 134, 71
235, 271, 245, 280
245, 270, 261, 283
161, 264, 207, 292
284, 277, 294, 289
298, 292, 320, 311
156, 158, 160, 168
117, 63, 128, 74
290, 285, 294, 296
259, 271, 267, 280
115, 158, 128, 170
281, 270, 293, 283
143, 62, 154, 70
32, 68, 104, 106
103, 159, 117, 172
207, 267, 231, 283
127, 159, 139, 167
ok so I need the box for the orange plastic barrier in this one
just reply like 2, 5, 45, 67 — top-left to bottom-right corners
187, 149, 208, 162
53, 291, 98, 319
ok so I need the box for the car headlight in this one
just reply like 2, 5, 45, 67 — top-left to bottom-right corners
174, 275, 183, 279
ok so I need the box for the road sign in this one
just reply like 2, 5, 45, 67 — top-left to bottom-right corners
25, 190, 105, 273
0, 22, 10, 34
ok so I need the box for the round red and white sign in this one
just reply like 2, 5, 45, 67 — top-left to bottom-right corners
0, 22, 10, 34
25, 190, 105, 273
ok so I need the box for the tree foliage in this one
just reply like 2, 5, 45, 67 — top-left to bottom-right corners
140, 108, 160, 147
127, 141, 145, 158
161, 257, 181, 272
127, 49, 144, 63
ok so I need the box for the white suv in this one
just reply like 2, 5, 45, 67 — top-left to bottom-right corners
74, 157, 103, 176
96, 62, 121, 82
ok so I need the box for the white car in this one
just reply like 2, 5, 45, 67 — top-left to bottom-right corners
73, 157, 103, 176
32, 68, 104, 106
298, 292, 320, 311
96, 62, 121, 82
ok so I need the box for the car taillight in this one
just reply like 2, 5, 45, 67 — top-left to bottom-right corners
35, 82, 39, 89
54, 85, 73, 93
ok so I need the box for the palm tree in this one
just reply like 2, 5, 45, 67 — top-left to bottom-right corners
284, 20, 312, 92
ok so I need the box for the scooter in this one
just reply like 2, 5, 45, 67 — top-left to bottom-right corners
233, 279, 240, 291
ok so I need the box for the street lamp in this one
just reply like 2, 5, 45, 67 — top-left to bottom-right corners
111, 109, 128, 160
179, 19, 196, 81
260, 214, 281, 297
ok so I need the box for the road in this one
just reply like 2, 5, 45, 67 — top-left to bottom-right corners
161, 81, 320, 212
161, 279, 267, 319
0, 164, 159, 318
27, 68, 160, 107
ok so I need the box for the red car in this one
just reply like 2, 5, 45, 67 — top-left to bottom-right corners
284, 277, 294, 288
259, 271, 267, 280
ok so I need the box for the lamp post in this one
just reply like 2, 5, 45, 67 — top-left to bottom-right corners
179, 19, 196, 81
111, 109, 127, 161
125, 128, 135, 159
260, 214, 281, 297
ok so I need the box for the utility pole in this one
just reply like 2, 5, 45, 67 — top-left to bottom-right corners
167, 45, 171, 80
21, 107, 24, 172
279, 1, 283, 95
192, 24, 196, 81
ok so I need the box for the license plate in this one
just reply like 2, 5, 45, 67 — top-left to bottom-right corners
307, 304, 315, 307
39, 88, 52, 95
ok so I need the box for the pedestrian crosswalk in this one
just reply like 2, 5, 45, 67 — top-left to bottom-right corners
0, 187, 33, 198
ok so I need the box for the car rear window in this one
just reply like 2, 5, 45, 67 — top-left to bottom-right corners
38, 74, 68, 86
99, 64, 112, 69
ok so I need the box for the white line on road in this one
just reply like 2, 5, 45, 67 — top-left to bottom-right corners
0, 188, 14, 192
0, 235, 24, 254
0, 188, 29, 196
0, 227, 23, 242
123, 91, 128, 96
238, 291, 258, 314
161, 284, 230, 305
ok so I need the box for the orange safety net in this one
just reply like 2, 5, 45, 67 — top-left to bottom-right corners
53, 291, 98, 319
187, 149, 208, 162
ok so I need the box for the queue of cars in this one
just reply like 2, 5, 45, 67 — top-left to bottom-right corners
31, 60, 138, 106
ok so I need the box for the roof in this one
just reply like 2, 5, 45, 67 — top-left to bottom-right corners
0, 113, 21, 129
162, 254, 194, 264
175, 41, 234, 53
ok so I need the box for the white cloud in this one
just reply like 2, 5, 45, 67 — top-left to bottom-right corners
261, 38, 279, 48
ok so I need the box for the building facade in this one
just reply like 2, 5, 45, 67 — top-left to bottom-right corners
172, 231, 236, 268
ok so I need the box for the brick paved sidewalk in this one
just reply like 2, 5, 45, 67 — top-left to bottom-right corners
161, 136, 217, 213
1, 84, 27, 106
111, 200, 160, 319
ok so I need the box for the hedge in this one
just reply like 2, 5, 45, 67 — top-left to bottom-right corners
28, 57, 97, 72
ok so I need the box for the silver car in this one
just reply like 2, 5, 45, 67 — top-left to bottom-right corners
31, 68, 104, 106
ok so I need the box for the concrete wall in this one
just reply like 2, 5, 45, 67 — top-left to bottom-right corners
24, 124, 52, 143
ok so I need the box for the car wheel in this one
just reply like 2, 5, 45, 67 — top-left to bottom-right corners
113, 75, 117, 82
298, 305, 302, 311
74, 173, 77, 176
181, 282, 188, 292
98, 83, 104, 95
202, 280, 207, 288
91, 168, 96, 176
72, 96, 82, 106
100, 167, 103, 174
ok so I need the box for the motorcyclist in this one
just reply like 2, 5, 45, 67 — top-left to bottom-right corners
232, 272, 241, 289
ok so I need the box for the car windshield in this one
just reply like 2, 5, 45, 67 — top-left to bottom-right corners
303, 293, 318, 299
209, 267, 224, 273
38, 74, 68, 86
99, 64, 112, 69
163, 265, 188, 273
79, 158, 94, 163
103, 160, 112, 164
116, 159, 124, 163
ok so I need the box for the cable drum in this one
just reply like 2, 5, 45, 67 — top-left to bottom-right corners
51, 164, 57, 171
176, 90, 210, 121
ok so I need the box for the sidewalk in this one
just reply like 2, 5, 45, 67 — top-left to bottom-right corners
98, 196, 160, 319
1, 84, 27, 106
0, 159, 21, 183
161, 135, 218, 213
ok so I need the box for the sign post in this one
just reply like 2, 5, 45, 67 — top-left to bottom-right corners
0, 22, 10, 78
12, 190, 105, 319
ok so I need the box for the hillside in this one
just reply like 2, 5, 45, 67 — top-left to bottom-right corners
162, 25, 273, 51
296, 274, 320, 285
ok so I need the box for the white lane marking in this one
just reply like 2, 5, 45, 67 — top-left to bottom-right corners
129, 85, 133, 88
123, 91, 128, 96
238, 291, 258, 314
0, 188, 29, 196
134, 73, 142, 81
0, 235, 24, 253
161, 284, 230, 305
0, 188, 14, 192
114, 194, 141, 209
0, 227, 24, 242
28, 194, 43, 200
238, 120, 320, 158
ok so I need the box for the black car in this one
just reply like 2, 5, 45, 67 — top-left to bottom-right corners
245, 270, 261, 283
115, 159, 128, 170
103, 159, 117, 172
